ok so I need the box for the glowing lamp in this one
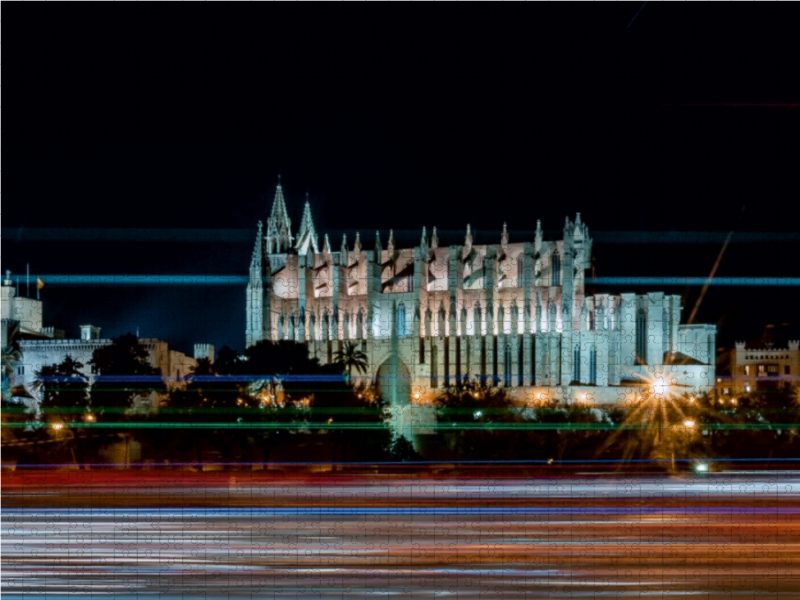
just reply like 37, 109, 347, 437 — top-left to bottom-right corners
683, 419, 695, 428
652, 378, 667, 396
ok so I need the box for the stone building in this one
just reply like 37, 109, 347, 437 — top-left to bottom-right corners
2, 272, 214, 411
723, 323, 800, 397
245, 182, 717, 426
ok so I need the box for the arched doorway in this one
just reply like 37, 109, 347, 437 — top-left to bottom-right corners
376, 355, 412, 407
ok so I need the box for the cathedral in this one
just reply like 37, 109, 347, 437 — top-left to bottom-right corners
246, 181, 716, 420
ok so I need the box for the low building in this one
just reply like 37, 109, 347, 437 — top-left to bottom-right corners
725, 323, 800, 397
2, 273, 213, 411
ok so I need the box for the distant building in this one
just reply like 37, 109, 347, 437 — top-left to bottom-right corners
1, 272, 213, 411
724, 323, 800, 396
245, 181, 717, 431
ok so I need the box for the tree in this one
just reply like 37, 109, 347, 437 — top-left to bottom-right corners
34, 355, 90, 424
333, 341, 368, 383
1, 320, 22, 403
89, 333, 164, 420
434, 378, 525, 459
33, 355, 92, 467
386, 435, 422, 462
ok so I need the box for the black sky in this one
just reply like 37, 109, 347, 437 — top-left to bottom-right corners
4, 6, 799, 356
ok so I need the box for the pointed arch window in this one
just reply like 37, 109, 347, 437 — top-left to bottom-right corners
574, 344, 581, 382
552, 251, 561, 286
397, 302, 406, 338
636, 309, 647, 365
589, 346, 597, 384
504, 345, 512, 387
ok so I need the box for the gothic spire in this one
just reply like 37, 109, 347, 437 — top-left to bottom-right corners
420, 226, 428, 254
387, 229, 395, 254
353, 232, 362, 254
374, 230, 382, 263
324, 233, 331, 254
501, 222, 509, 247
250, 221, 263, 271
340, 233, 348, 258
431, 227, 439, 251
266, 178, 293, 253
464, 224, 473, 250
295, 195, 319, 254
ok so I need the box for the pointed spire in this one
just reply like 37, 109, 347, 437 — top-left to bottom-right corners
374, 230, 382, 263
324, 233, 331, 254
501, 222, 509, 247
431, 227, 439, 251
420, 226, 428, 253
464, 224, 473, 250
295, 195, 319, 254
266, 178, 293, 253
340, 233, 348, 258
574, 212, 585, 239
535, 219, 543, 254
387, 229, 395, 254
353, 232, 362, 254
250, 221, 263, 271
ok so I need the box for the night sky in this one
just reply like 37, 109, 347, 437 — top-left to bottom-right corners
4, 7, 798, 357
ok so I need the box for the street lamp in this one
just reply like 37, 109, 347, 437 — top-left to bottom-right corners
652, 378, 667, 396
683, 419, 695, 428
51, 422, 64, 431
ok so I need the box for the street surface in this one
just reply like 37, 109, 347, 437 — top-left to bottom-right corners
3, 468, 800, 598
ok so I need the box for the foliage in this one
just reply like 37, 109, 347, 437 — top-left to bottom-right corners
34, 355, 90, 423
1, 320, 22, 402
89, 333, 164, 420
386, 435, 422, 462
333, 341, 369, 382
434, 378, 525, 459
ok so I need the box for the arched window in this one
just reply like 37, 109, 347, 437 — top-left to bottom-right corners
504, 345, 512, 387
589, 346, 597, 384
397, 302, 406, 337
636, 309, 647, 365
574, 344, 581, 382
552, 251, 561, 286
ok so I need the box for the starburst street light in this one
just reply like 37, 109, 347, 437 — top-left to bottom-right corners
683, 419, 695, 428
51, 422, 64, 430
652, 377, 668, 396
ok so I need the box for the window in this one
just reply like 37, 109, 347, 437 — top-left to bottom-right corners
757, 364, 766, 375
744, 365, 750, 376
589, 346, 597, 385
552, 252, 561, 286
504, 345, 512, 387
397, 303, 406, 337
723, 387, 729, 395
636, 309, 647, 365
573, 345, 581, 382
786, 365, 791, 375
16, 366, 24, 375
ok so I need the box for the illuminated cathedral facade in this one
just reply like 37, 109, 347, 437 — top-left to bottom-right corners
246, 181, 716, 415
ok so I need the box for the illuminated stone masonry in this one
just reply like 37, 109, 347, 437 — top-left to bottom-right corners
246, 182, 716, 416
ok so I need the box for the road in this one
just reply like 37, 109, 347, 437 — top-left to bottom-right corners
3, 468, 800, 598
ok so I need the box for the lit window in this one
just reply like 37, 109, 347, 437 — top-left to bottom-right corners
744, 365, 750, 376
552, 252, 561, 287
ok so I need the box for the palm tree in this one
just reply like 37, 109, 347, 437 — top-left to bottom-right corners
333, 341, 368, 384
1, 320, 22, 403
